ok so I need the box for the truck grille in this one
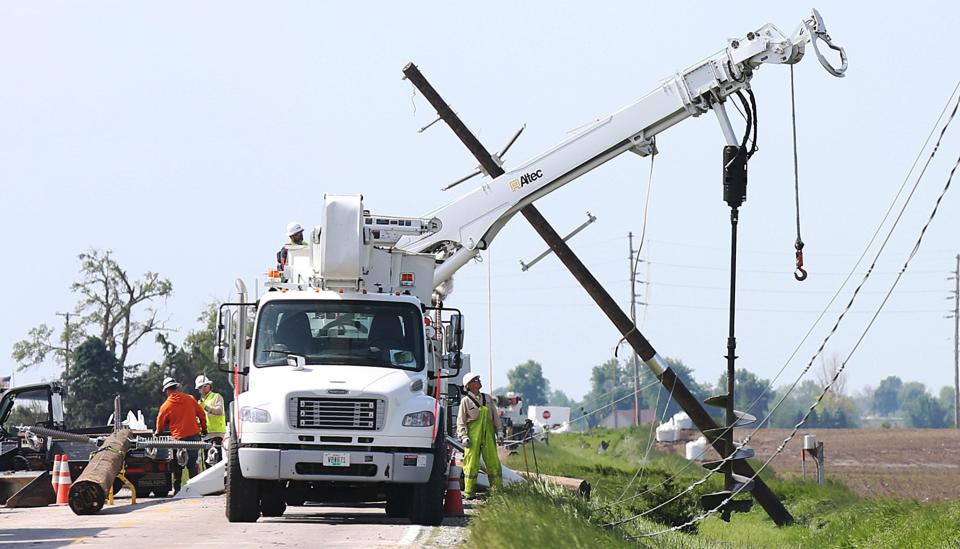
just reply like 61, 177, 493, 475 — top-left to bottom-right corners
289, 397, 385, 430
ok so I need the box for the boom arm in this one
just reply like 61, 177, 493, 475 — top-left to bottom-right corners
396, 9, 845, 286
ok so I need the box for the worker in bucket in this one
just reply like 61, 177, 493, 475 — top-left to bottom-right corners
155, 377, 207, 493
276, 221, 305, 270
456, 372, 503, 498
195, 375, 226, 464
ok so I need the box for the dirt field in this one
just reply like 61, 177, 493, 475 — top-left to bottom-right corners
662, 428, 960, 502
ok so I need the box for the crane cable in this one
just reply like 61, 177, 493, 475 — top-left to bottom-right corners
624, 88, 960, 538
603, 79, 960, 514
791, 66, 808, 281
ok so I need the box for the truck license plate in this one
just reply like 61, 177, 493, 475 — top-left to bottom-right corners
323, 452, 350, 467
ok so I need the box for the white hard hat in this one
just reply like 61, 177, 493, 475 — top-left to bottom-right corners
463, 373, 481, 385
287, 222, 304, 236
195, 375, 212, 390
161, 376, 180, 392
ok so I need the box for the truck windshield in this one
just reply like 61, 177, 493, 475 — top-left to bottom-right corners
254, 300, 425, 371
0, 389, 50, 434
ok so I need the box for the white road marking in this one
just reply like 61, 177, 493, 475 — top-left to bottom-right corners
398, 525, 421, 545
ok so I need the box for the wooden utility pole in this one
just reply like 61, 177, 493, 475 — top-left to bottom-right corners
951, 255, 959, 429
401, 62, 793, 526
69, 428, 132, 514
56, 312, 72, 371
628, 232, 641, 426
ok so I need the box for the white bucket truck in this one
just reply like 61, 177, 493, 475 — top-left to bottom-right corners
219, 195, 467, 525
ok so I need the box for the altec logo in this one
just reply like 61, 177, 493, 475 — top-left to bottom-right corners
509, 169, 544, 191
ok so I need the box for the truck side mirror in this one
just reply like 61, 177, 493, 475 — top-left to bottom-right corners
446, 313, 465, 352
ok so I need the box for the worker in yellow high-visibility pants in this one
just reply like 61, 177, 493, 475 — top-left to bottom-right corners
456, 373, 503, 498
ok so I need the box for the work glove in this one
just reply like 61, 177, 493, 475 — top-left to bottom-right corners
461, 437, 471, 448
200, 428, 208, 437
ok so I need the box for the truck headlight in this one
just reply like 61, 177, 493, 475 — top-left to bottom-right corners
402, 410, 435, 427
240, 406, 271, 423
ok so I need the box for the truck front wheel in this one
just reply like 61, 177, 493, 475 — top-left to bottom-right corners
225, 431, 261, 523
259, 482, 287, 517
409, 436, 448, 526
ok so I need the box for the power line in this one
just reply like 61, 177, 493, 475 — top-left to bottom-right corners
629, 83, 960, 538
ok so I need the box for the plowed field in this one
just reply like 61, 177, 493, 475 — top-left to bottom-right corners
664, 428, 960, 502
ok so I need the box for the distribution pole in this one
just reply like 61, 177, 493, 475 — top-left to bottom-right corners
953, 255, 959, 429
629, 232, 641, 426
56, 312, 72, 372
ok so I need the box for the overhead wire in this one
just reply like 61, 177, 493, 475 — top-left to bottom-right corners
636, 139, 960, 538
615, 82, 960, 536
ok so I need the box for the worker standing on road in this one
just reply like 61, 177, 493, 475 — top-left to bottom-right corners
456, 372, 503, 498
277, 222, 306, 270
155, 377, 207, 492
195, 375, 226, 463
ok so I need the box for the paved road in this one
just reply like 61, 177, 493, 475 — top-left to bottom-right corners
0, 496, 470, 548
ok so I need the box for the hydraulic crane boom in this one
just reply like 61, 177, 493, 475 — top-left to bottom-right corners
397, 9, 846, 288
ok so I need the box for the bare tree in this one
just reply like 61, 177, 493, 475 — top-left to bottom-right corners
817, 353, 848, 400
11, 249, 172, 373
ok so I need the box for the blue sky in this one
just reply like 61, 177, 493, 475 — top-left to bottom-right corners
2, 2, 959, 401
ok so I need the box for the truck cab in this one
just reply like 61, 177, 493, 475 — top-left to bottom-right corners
222, 195, 466, 525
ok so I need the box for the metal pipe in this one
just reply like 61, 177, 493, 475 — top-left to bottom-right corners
21, 425, 99, 445
713, 101, 740, 146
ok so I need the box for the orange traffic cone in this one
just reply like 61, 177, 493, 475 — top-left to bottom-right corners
50, 454, 62, 496
56, 454, 71, 505
443, 457, 465, 517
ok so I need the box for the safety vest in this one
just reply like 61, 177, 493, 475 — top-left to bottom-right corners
202, 391, 227, 434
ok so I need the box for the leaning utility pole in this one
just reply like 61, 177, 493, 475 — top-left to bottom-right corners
950, 255, 959, 429
628, 232, 641, 426
402, 62, 792, 525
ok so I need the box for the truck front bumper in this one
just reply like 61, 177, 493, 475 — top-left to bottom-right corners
238, 447, 434, 483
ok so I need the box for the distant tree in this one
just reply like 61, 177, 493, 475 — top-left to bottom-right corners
123, 303, 234, 425
716, 368, 772, 421
874, 376, 903, 416
63, 337, 123, 426
581, 358, 633, 427
638, 357, 710, 422
12, 249, 172, 375
938, 386, 956, 427
549, 389, 575, 407
902, 388, 949, 428
769, 380, 822, 428
506, 360, 550, 406
898, 381, 926, 410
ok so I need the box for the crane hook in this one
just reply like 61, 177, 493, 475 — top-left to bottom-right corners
794, 242, 807, 282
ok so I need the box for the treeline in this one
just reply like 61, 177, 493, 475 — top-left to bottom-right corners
498, 356, 957, 430
12, 250, 231, 428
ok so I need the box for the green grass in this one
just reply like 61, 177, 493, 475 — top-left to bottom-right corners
468, 428, 960, 548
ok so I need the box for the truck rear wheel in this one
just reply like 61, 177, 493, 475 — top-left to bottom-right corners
409, 434, 448, 526
225, 430, 260, 523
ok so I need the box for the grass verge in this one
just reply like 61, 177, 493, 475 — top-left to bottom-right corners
467, 427, 960, 548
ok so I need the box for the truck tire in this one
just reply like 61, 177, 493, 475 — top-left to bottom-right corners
385, 486, 410, 518
225, 430, 260, 523
259, 482, 287, 517
409, 432, 448, 526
